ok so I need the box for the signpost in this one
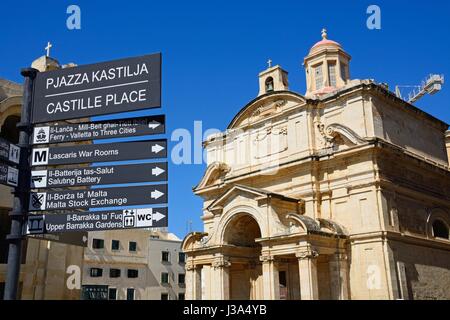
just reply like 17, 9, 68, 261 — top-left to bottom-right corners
25, 207, 168, 234
31, 53, 161, 123
32, 114, 165, 144
29, 184, 168, 211
0, 137, 20, 165
31, 162, 167, 188
5, 53, 167, 300
31, 139, 166, 166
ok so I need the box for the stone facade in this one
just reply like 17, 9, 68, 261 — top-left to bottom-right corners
182, 31, 450, 300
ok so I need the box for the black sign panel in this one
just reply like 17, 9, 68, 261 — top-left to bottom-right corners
0, 137, 20, 165
29, 184, 167, 211
26, 215, 88, 247
26, 207, 168, 234
32, 53, 161, 123
31, 139, 166, 166
0, 164, 19, 187
32, 115, 165, 145
31, 162, 167, 188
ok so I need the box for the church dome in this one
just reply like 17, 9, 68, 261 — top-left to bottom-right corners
309, 29, 341, 54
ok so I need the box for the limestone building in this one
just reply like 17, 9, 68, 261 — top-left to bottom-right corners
0, 54, 84, 300
82, 229, 186, 300
182, 30, 450, 300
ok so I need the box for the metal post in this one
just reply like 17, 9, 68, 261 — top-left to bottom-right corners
4, 67, 38, 300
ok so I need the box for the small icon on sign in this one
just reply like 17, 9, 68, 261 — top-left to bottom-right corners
32, 148, 49, 166
27, 215, 44, 234
33, 126, 50, 144
30, 193, 46, 211
123, 209, 136, 227
7, 167, 18, 187
31, 170, 48, 188
8, 144, 20, 164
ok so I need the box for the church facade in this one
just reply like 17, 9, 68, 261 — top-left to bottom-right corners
182, 30, 450, 300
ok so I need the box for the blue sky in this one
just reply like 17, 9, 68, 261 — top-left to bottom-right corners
1, 0, 449, 239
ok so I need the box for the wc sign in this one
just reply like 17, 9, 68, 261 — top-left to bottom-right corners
122, 208, 167, 228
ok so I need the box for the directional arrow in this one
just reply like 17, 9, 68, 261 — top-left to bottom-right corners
151, 144, 165, 154
148, 121, 160, 130
152, 166, 165, 176
151, 189, 164, 199
152, 211, 166, 222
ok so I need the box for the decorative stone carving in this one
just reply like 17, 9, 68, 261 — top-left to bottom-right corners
186, 261, 197, 271
251, 99, 287, 121
296, 248, 319, 260
259, 255, 275, 263
316, 122, 366, 149
212, 256, 231, 269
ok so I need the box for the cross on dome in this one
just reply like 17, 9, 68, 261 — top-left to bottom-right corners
45, 41, 52, 57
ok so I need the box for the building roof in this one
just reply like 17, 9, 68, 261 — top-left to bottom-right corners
309, 29, 342, 54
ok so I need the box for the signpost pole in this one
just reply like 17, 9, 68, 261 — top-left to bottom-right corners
4, 68, 38, 300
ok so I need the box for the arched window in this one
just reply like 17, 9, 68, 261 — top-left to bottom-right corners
265, 77, 274, 92
432, 219, 449, 239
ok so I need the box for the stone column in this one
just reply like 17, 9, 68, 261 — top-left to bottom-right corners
260, 255, 280, 300
296, 247, 319, 300
212, 256, 231, 300
186, 261, 202, 300
329, 253, 349, 300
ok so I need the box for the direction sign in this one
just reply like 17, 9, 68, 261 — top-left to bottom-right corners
25, 207, 168, 234
28, 233, 88, 247
31, 139, 166, 166
0, 137, 20, 165
0, 164, 19, 187
31, 53, 161, 123
32, 115, 165, 145
31, 162, 167, 188
29, 184, 167, 211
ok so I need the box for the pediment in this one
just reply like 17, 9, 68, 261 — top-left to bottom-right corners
207, 184, 301, 214
227, 91, 307, 129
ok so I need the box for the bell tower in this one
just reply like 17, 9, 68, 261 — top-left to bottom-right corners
258, 59, 289, 96
303, 29, 351, 97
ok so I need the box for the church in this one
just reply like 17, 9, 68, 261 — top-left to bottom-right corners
182, 30, 450, 300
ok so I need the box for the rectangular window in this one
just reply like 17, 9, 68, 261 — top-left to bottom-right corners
314, 64, 323, 90
127, 269, 139, 278
178, 293, 185, 300
178, 252, 186, 264
111, 240, 120, 251
90, 268, 103, 277
109, 268, 121, 278
108, 288, 117, 300
161, 293, 169, 300
126, 288, 135, 300
129, 241, 137, 252
341, 63, 347, 82
178, 273, 185, 285
161, 251, 170, 262
161, 272, 169, 284
328, 62, 337, 87
92, 238, 104, 249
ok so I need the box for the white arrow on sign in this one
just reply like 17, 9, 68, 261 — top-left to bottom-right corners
152, 166, 165, 176
151, 144, 165, 153
151, 189, 164, 199
152, 211, 165, 222
148, 121, 160, 130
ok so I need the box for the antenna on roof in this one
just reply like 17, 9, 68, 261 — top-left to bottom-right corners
395, 74, 444, 103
